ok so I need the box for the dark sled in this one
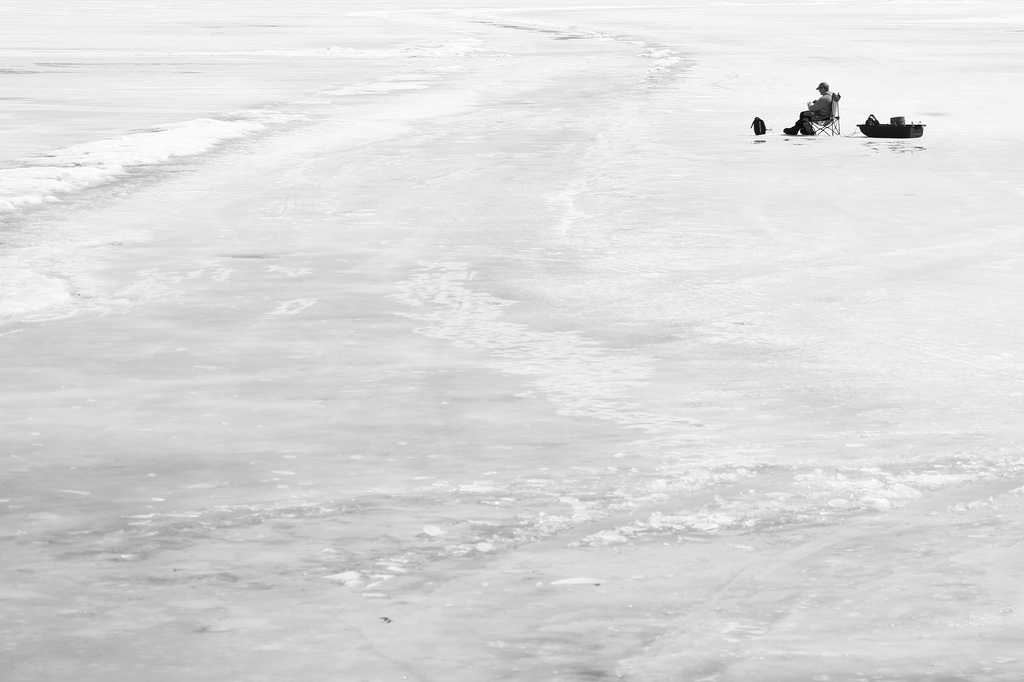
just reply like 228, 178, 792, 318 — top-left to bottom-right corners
857, 123, 925, 139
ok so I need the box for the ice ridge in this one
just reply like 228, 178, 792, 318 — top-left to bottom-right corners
0, 118, 265, 214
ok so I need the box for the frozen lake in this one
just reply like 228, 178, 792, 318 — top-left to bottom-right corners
3, 1, 1024, 680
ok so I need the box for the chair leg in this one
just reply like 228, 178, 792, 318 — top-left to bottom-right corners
809, 121, 839, 136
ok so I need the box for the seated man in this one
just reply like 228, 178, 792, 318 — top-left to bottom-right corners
783, 82, 833, 135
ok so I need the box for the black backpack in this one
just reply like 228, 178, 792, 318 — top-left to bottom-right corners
751, 117, 767, 135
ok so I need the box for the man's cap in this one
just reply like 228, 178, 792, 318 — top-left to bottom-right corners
817, 82, 829, 89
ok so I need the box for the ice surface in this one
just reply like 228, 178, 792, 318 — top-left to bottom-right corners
2, 1, 1024, 681
0, 118, 266, 213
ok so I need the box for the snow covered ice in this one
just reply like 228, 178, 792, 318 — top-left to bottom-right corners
2, 1, 1024, 680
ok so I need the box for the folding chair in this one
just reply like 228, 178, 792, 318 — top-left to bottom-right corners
808, 93, 841, 136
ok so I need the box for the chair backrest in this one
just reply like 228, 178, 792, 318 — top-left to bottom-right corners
830, 93, 841, 119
